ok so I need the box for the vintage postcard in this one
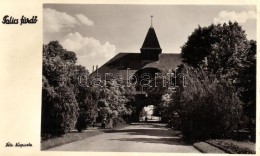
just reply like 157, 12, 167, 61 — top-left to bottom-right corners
0, 0, 259, 155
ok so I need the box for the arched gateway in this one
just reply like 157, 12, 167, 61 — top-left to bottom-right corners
91, 17, 182, 121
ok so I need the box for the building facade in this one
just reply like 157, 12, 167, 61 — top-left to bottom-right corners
91, 23, 182, 121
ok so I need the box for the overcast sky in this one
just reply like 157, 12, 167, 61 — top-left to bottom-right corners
43, 4, 256, 71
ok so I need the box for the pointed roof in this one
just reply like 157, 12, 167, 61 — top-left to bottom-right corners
141, 26, 162, 50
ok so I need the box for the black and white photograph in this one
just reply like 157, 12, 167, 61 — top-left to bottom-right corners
0, 1, 258, 156
41, 4, 257, 153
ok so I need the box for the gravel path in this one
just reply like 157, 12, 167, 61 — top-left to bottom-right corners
48, 122, 200, 153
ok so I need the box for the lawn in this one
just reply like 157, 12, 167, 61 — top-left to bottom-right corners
193, 142, 226, 153
41, 129, 104, 150
206, 139, 255, 154
41, 122, 129, 150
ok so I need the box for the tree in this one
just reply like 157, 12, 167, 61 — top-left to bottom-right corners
180, 22, 256, 132
75, 86, 98, 132
139, 107, 149, 120
237, 40, 256, 131
41, 41, 79, 136
171, 64, 243, 141
181, 22, 251, 79
94, 80, 134, 128
67, 65, 99, 132
181, 25, 215, 68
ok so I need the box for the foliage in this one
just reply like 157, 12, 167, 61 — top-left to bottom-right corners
181, 24, 215, 68
139, 107, 149, 119
75, 86, 99, 132
169, 65, 243, 141
41, 40, 137, 136
180, 21, 256, 132
96, 81, 135, 127
41, 41, 79, 135
237, 40, 256, 130
206, 139, 255, 154
70, 65, 99, 132
181, 22, 250, 78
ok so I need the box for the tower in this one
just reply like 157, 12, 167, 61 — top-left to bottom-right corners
140, 16, 162, 61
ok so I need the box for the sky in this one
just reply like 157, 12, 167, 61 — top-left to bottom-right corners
43, 4, 256, 71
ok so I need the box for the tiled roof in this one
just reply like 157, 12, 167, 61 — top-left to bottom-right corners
91, 53, 182, 80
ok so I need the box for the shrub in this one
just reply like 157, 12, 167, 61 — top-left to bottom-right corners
75, 89, 98, 132
41, 79, 79, 135
175, 65, 243, 141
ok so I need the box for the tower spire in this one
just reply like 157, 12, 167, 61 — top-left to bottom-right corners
151, 15, 153, 27
140, 16, 162, 61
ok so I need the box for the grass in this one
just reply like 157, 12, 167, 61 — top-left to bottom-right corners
41, 122, 129, 150
41, 129, 104, 150
193, 142, 226, 153
206, 139, 255, 154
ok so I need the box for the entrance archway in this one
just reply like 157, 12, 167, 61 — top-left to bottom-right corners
131, 93, 162, 122
129, 67, 165, 122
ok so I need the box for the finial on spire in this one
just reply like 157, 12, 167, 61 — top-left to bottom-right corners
151, 15, 153, 27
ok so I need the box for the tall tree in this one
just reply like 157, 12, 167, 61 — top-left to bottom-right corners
180, 22, 256, 131
181, 21, 251, 79
181, 25, 215, 68
41, 41, 79, 136
237, 40, 256, 130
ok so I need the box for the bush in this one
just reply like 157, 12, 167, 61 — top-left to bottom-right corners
41, 79, 79, 135
175, 65, 243, 141
112, 117, 126, 127
74, 84, 98, 132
